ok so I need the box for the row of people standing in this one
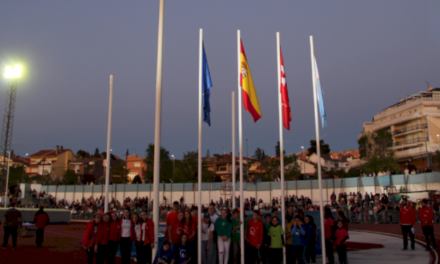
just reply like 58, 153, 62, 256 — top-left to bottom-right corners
82, 207, 154, 264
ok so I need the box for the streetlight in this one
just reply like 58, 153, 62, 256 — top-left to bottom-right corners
4, 151, 10, 208
171, 155, 175, 181
1, 65, 22, 191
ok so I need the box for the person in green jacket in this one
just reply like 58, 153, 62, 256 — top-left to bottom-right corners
268, 216, 285, 264
214, 209, 233, 264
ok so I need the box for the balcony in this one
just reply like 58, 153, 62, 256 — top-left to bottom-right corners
393, 123, 427, 136
394, 137, 428, 147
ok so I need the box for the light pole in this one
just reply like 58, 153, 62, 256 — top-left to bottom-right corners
1, 65, 22, 190
437, 134, 439, 148
301, 146, 305, 175
171, 155, 175, 181
4, 151, 10, 207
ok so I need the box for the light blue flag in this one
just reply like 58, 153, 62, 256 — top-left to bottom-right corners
202, 43, 213, 126
314, 57, 327, 128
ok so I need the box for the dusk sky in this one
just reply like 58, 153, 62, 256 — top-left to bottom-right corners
1, 1, 439, 159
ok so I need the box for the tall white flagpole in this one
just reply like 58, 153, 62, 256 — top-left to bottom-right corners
198, 28, 203, 264
232, 91, 236, 209
237, 29, 245, 264
104, 74, 114, 213
153, 0, 165, 259
276, 32, 287, 264
310, 35, 327, 264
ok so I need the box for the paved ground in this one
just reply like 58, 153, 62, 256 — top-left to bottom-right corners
344, 231, 432, 264
0, 222, 437, 264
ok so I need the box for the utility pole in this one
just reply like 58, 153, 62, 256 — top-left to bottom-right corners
1, 65, 21, 192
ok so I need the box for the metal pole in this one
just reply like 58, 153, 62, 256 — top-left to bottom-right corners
198, 28, 203, 264
310, 35, 327, 264
237, 30, 245, 264
246, 139, 249, 181
104, 74, 114, 213
276, 32, 287, 264
4, 151, 10, 207
232, 91, 236, 209
153, 0, 165, 258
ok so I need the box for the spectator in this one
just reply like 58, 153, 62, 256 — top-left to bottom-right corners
177, 234, 191, 264
231, 209, 246, 264
33, 206, 50, 247
324, 207, 335, 264
246, 210, 264, 264
95, 213, 111, 264
261, 214, 272, 264
108, 211, 121, 264
119, 208, 134, 264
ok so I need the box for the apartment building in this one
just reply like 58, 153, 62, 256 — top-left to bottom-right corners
126, 154, 148, 182
361, 86, 440, 170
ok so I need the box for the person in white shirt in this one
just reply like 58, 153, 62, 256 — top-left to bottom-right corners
119, 208, 133, 264
202, 213, 215, 264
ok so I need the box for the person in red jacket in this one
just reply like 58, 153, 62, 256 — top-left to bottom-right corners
82, 214, 102, 264
95, 214, 111, 264
165, 201, 180, 243
138, 211, 155, 264
246, 210, 264, 264
324, 207, 335, 264
108, 211, 121, 264
418, 199, 438, 250
33, 206, 50, 247
399, 197, 416, 250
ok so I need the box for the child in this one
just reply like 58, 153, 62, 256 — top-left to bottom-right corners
303, 215, 317, 263
268, 216, 284, 264
290, 215, 306, 264
231, 209, 247, 264
154, 240, 175, 264
201, 213, 214, 264
334, 221, 349, 264
178, 234, 191, 264
261, 214, 272, 264
215, 209, 233, 264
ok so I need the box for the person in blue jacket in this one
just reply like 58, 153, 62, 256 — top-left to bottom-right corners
154, 240, 175, 264
177, 234, 191, 264
290, 215, 306, 264
303, 215, 317, 263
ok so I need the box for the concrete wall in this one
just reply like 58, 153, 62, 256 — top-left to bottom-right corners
39, 173, 440, 206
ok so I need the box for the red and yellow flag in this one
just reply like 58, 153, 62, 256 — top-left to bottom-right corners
240, 40, 262, 122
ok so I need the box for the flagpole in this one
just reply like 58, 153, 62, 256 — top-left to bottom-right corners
237, 29, 245, 264
104, 74, 114, 213
310, 35, 326, 264
232, 91, 236, 209
197, 28, 203, 264
153, 0, 165, 259
276, 32, 286, 264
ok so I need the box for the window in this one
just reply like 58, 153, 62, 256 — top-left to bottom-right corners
218, 166, 227, 171
134, 162, 141, 167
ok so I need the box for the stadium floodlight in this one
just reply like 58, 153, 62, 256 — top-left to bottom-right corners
4, 65, 22, 79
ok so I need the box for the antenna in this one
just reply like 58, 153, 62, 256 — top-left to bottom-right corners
206, 149, 210, 158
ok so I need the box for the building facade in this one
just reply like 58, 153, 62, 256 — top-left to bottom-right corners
27, 145, 76, 180
361, 86, 440, 171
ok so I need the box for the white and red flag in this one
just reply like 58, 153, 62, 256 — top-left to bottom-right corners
279, 48, 292, 130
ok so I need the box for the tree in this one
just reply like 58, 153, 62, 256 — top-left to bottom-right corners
77, 150, 90, 158
307, 140, 331, 156
7, 166, 26, 187
63, 169, 78, 185
94, 148, 101, 158
253, 148, 263, 160
144, 144, 171, 182
111, 163, 130, 183
358, 130, 399, 174
436, 150, 440, 169
101, 152, 116, 160
284, 155, 301, 180
275, 141, 286, 157
173, 151, 214, 183
132, 175, 142, 184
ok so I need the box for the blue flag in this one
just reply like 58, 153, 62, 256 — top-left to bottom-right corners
202, 44, 213, 126
314, 57, 327, 128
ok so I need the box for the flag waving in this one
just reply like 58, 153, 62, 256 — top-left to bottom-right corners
279, 47, 291, 130
202, 44, 213, 126
240, 41, 262, 122
314, 56, 327, 128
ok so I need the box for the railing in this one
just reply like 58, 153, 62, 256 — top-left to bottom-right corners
394, 137, 428, 147
393, 123, 427, 135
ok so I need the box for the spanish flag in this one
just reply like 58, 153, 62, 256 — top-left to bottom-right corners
240, 41, 262, 122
